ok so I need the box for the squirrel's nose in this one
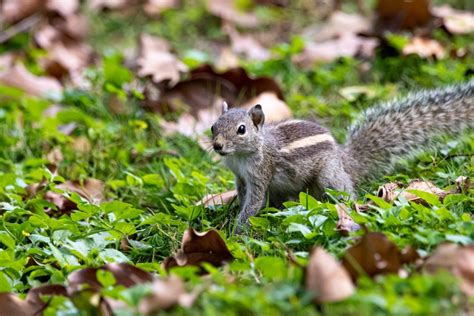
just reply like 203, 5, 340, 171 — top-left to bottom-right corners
213, 143, 223, 151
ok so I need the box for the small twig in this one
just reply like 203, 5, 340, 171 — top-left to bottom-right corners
0, 14, 41, 44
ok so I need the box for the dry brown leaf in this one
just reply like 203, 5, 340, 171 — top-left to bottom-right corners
139, 276, 197, 314
0, 0, 43, 23
375, 0, 432, 30
34, 24, 61, 49
27, 178, 104, 215
0, 53, 15, 71
306, 247, 355, 303
59, 13, 89, 40
207, 0, 259, 27
432, 5, 474, 35
342, 230, 414, 280
241, 92, 292, 123
137, 33, 187, 85
47, 42, 92, 78
163, 228, 234, 270
0, 293, 38, 316
0, 284, 68, 315
68, 263, 153, 295
46, 0, 79, 17
198, 190, 238, 207
89, 0, 131, 10
295, 33, 378, 67
144, 64, 284, 115
46, 147, 64, 166
144, 0, 178, 16
424, 243, 474, 296
35, 22, 93, 80
377, 179, 446, 204
215, 48, 240, 70
455, 176, 470, 194
403, 37, 446, 59
0, 63, 62, 96
303, 11, 371, 42
223, 23, 270, 61
72, 136, 92, 153
335, 203, 361, 236
57, 178, 105, 203
145, 64, 285, 138
25, 284, 68, 309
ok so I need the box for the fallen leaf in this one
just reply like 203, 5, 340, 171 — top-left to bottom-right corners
207, 0, 259, 27
306, 247, 355, 303
0, 293, 37, 316
295, 33, 378, 67
144, 0, 178, 16
57, 178, 105, 203
342, 229, 411, 280
424, 243, 474, 296
399, 245, 421, 265
163, 228, 234, 270
376, 181, 402, 203
377, 179, 446, 204
46, 147, 64, 166
302, 11, 371, 42
72, 136, 92, 153
88, 0, 131, 10
0, 284, 68, 316
402, 37, 446, 59
137, 33, 187, 85
454, 176, 470, 194
46, 147, 63, 173
375, 0, 432, 30
335, 203, 361, 236
223, 23, 270, 61
241, 92, 292, 122
25, 284, 68, 310
46, 0, 79, 17
145, 64, 284, 115
27, 178, 104, 215
0, 0, 43, 23
432, 5, 474, 35
37, 34, 93, 80
68, 263, 153, 295
215, 47, 240, 70
0, 63, 62, 96
198, 190, 237, 207
139, 276, 197, 314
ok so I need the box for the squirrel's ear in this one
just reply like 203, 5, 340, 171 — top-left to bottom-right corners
249, 104, 265, 129
222, 101, 229, 114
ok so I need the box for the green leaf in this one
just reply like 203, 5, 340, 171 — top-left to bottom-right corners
142, 174, 165, 187
366, 194, 393, 209
255, 256, 287, 281
0, 232, 15, 249
0, 271, 12, 292
97, 270, 116, 287
407, 190, 441, 207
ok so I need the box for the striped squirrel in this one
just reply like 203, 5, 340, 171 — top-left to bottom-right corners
210, 81, 474, 228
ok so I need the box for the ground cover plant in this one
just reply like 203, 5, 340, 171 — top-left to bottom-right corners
0, 0, 473, 315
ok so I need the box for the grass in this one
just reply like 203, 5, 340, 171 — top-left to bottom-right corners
0, 1, 473, 315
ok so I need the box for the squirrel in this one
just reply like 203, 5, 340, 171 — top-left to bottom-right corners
210, 80, 474, 228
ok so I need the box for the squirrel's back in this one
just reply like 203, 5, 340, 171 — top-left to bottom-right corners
344, 80, 474, 184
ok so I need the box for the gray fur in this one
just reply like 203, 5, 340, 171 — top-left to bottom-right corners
211, 81, 474, 228
344, 80, 474, 184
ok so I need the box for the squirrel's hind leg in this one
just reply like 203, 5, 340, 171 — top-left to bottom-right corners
316, 158, 356, 200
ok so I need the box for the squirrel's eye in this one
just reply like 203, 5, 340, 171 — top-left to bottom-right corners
211, 125, 215, 134
237, 124, 246, 135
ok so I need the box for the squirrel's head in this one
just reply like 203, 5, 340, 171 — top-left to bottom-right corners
210, 102, 265, 156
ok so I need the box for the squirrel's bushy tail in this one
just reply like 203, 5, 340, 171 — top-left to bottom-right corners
344, 80, 474, 184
